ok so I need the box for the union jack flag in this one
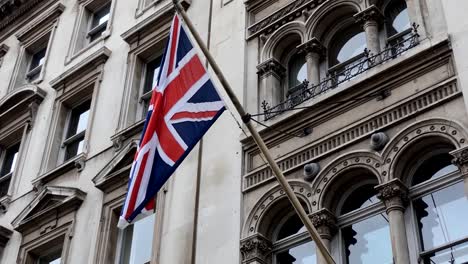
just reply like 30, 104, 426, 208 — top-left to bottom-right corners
118, 15, 225, 228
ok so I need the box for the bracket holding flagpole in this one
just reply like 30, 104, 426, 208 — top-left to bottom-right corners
171, 1, 336, 263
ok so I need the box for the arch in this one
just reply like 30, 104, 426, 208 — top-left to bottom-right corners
261, 21, 306, 62
381, 118, 468, 182
310, 151, 383, 211
305, 0, 362, 42
242, 180, 312, 238
0, 84, 45, 114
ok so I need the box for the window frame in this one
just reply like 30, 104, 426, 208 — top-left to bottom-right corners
61, 99, 92, 162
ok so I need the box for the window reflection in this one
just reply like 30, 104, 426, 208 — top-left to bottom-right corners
412, 153, 458, 186
276, 241, 317, 264
342, 214, 392, 264
120, 214, 155, 264
288, 53, 307, 89
425, 241, 468, 264
337, 32, 366, 64
341, 184, 379, 215
414, 182, 468, 251
385, 1, 410, 37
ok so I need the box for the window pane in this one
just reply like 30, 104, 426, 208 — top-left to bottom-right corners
412, 153, 458, 186
38, 248, 62, 264
343, 213, 392, 264
120, 214, 155, 264
30, 48, 47, 70
91, 4, 110, 28
67, 102, 90, 138
65, 138, 84, 161
1, 143, 20, 176
414, 182, 468, 251
277, 214, 306, 241
337, 32, 366, 64
424, 240, 468, 264
392, 9, 410, 33
0, 176, 11, 197
144, 56, 162, 95
288, 53, 307, 88
341, 184, 379, 215
276, 241, 317, 264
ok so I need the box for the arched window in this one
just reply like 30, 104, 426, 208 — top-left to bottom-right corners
287, 53, 307, 91
266, 201, 317, 264
408, 149, 468, 263
329, 171, 393, 264
385, 0, 411, 38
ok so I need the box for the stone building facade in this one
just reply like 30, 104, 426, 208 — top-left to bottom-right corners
0, 0, 468, 264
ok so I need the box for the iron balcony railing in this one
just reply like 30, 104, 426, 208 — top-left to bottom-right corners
261, 23, 420, 121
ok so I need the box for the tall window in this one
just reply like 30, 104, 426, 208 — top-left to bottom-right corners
339, 182, 393, 264
63, 101, 90, 161
117, 214, 155, 264
409, 152, 468, 263
287, 53, 307, 91
385, 0, 410, 38
88, 3, 111, 42
26, 47, 47, 81
0, 143, 20, 197
140, 56, 162, 118
272, 210, 317, 264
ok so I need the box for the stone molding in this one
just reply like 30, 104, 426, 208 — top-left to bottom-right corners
309, 208, 337, 240
450, 146, 468, 176
257, 58, 286, 78
240, 233, 272, 264
297, 37, 325, 58
0, 225, 13, 248
375, 178, 408, 213
353, 5, 384, 26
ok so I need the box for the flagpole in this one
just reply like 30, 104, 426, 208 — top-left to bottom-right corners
172, 1, 336, 264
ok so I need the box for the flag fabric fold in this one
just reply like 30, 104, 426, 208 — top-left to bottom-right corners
118, 14, 225, 228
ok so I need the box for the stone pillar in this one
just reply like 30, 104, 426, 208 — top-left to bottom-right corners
257, 59, 286, 107
309, 209, 337, 264
375, 179, 410, 264
354, 5, 384, 57
450, 147, 468, 196
240, 233, 272, 264
297, 38, 325, 86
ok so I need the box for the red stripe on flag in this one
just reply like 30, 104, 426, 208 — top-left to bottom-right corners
125, 151, 150, 219
167, 17, 180, 76
155, 110, 186, 162
171, 111, 219, 121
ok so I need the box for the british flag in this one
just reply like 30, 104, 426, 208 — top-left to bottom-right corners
118, 15, 225, 228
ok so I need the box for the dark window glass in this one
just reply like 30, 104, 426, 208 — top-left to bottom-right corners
29, 48, 47, 71
411, 153, 458, 186
288, 53, 307, 89
38, 249, 61, 264
1, 143, 20, 176
276, 241, 317, 264
385, 1, 410, 37
64, 101, 90, 161
414, 182, 468, 252
141, 56, 162, 115
342, 214, 392, 264
277, 214, 306, 241
89, 4, 110, 42
341, 184, 379, 215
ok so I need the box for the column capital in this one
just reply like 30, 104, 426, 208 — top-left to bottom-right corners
297, 38, 326, 59
309, 208, 337, 240
256, 58, 286, 79
240, 233, 272, 264
354, 5, 384, 26
450, 147, 468, 176
375, 179, 409, 213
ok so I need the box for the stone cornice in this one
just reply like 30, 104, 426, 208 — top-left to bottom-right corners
246, 0, 324, 40
240, 233, 272, 264
257, 58, 286, 78
450, 147, 468, 176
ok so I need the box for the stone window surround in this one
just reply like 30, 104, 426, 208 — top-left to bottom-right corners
7, 3, 64, 92
0, 85, 46, 212
11, 186, 85, 264
135, 0, 191, 19
65, 0, 117, 65
92, 140, 166, 264
34, 47, 110, 187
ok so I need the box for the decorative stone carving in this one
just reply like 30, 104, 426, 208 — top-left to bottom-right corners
297, 38, 325, 58
309, 209, 337, 240
256, 58, 286, 78
304, 163, 320, 182
353, 5, 384, 25
240, 233, 272, 264
370, 132, 389, 151
74, 155, 86, 172
450, 147, 468, 176
375, 179, 408, 212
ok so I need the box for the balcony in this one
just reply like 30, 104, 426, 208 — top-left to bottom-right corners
261, 24, 420, 121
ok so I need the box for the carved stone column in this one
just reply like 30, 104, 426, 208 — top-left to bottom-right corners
257, 59, 286, 107
354, 5, 384, 58
297, 38, 325, 86
240, 233, 272, 264
450, 147, 468, 196
309, 209, 337, 264
375, 179, 410, 264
